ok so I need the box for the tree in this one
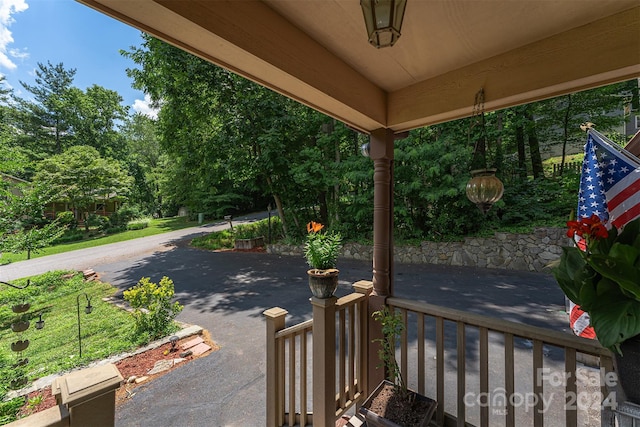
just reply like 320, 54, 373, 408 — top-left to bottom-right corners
65, 85, 129, 160
121, 113, 166, 216
32, 146, 133, 230
0, 184, 65, 260
17, 61, 76, 155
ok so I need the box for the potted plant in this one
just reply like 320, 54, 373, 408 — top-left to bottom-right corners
359, 306, 437, 427
551, 215, 640, 403
304, 221, 342, 299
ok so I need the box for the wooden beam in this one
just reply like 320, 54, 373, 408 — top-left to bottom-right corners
388, 7, 640, 131
79, 0, 386, 133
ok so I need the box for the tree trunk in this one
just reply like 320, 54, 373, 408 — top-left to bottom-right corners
526, 110, 544, 179
560, 94, 572, 176
319, 190, 329, 226
515, 120, 527, 179
265, 175, 288, 238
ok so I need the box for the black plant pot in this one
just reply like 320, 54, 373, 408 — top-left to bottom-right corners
616, 336, 640, 405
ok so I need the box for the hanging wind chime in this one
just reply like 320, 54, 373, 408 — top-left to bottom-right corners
465, 89, 504, 214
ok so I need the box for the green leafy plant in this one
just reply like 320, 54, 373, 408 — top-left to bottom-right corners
372, 306, 408, 399
123, 276, 183, 342
304, 221, 342, 271
126, 218, 150, 230
551, 215, 640, 353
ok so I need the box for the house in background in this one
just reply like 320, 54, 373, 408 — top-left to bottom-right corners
43, 194, 123, 222
1, 173, 122, 222
0, 173, 29, 197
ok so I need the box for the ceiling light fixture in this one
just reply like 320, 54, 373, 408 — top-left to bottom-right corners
360, 0, 407, 48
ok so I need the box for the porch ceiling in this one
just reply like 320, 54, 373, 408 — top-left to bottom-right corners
78, 0, 639, 133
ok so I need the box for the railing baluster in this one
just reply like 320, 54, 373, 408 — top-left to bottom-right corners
436, 316, 445, 426
480, 326, 489, 427
505, 332, 515, 427
339, 308, 346, 409
301, 331, 308, 427
565, 347, 577, 427
533, 339, 544, 427
400, 308, 408, 385
600, 355, 616, 427
278, 336, 285, 426
417, 312, 425, 395
348, 304, 356, 402
289, 335, 296, 427
457, 321, 466, 427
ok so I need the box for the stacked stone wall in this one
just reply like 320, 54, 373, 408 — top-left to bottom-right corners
267, 227, 566, 273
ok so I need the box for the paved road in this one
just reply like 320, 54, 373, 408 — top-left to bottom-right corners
0, 212, 266, 282
1, 217, 572, 426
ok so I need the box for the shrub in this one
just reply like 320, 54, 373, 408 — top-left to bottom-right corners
104, 226, 126, 235
123, 276, 183, 342
56, 211, 76, 229
109, 205, 142, 227
234, 217, 284, 241
52, 230, 84, 245
87, 214, 110, 231
126, 218, 150, 230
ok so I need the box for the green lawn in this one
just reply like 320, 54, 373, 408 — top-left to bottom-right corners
0, 216, 202, 265
0, 271, 146, 424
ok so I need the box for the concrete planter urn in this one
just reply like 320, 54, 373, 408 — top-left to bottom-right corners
307, 269, 339, 299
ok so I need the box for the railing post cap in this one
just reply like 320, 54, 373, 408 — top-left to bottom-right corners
310, 296, 338, 307
263, 307, 288, 318
353, 280, 373, 294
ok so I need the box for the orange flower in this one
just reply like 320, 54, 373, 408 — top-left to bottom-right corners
307, 221, 324, 233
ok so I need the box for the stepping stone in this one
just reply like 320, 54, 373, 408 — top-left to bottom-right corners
180, 336, 204, 350
189, 343, 212, 357
147, 358, 186, 375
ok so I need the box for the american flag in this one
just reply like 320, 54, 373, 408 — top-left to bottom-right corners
578, 129, 640, 228
569, 130, 640, 339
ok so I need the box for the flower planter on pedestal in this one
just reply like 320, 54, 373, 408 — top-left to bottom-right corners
307, 268, 339, 299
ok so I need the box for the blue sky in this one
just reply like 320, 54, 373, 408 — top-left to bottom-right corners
0, 0, 156, 117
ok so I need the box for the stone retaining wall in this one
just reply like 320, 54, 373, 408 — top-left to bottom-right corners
267, 227, 566, 273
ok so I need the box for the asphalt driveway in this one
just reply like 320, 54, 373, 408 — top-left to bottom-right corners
1, 216, 569, 426
95, 243, 567, 426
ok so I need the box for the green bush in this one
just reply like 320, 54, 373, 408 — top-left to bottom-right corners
55, 211, 76, 229
0, 353, 25, 424
104, 226, 126, 235
87, 214, 110, 231
52, 230, 85, 244
109, 205, 142, 227
123, 276, 183, 342
234, 217, 283, 240
126, 218, 150, 230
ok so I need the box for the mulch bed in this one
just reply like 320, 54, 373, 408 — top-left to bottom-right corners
15, 332, 218, 418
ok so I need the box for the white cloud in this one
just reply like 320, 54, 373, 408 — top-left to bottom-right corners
0, 0, 28, 70
132, 94, 159, 119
